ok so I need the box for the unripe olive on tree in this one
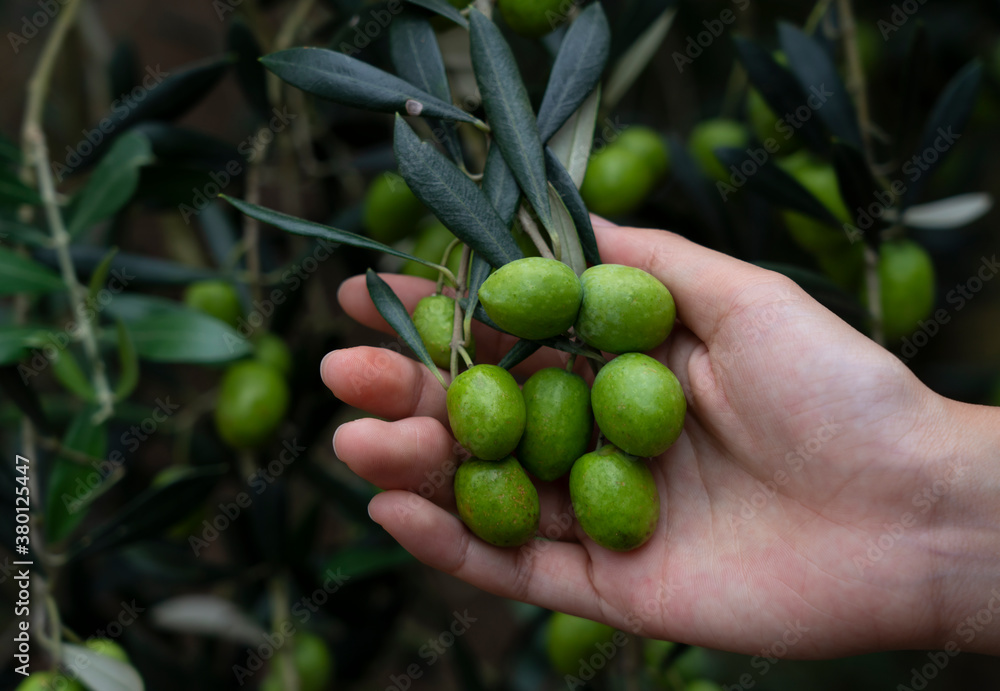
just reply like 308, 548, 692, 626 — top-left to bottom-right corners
569, 444, 660, 551
616, 125, 671, 181
871, 239, 936, 341
454, 455, 540, 547
776, 152, 852, 254
498, 0, 568, 38
518, 368, 592, 481
479, 257, 583, 340
363, 171, 425, 244
214, 360, 290, 450
400, 221, 463, 283
579, 145, 655, 218
545, 612, 619, 677
260, 631, 334, 691
591, 353, 686, 458
688, 118, 750, 182
183, 280, 242, 327
446, 364, 525, 460
413, 295, 475, 369
575, 264, 676, 354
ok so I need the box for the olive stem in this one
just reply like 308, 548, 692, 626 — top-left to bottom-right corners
450, 245, 473, 381
269, 575, 300, 691
565, 354, 577, 373
863, 243, 885, 346
457, 345, 474, 368
517, 205, 556, 260
435, 238, 464, 294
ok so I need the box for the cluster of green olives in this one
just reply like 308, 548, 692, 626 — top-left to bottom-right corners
183, 280, 293, 450
580, 126, 670, 218
412, 257, 686, 552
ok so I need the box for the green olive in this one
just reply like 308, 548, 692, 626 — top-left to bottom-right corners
479, 257, 583, 341
579, 145, 655, 218
616, 126, 670, 181
688, 118, 749, 182
873, 239, 936, 341
591, 353, 685, 458
214, 360, 290, 450
412, 295, 475, 369
518, 368, 592, 482
545, 612, 618, 677
569, 444, 660, 551
363, 171, 425, 244
183, 280, 242, 327
455, 455, 539, 546
497, 0, 568, 38
447, 365, 525, 460
575, 264, 676, 354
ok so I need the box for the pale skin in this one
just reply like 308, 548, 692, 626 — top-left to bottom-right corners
322, 217, 1000, 658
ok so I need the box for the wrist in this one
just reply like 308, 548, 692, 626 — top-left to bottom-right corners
920, 394, 1000, 654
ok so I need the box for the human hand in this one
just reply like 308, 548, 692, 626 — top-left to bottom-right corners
321, 217, 1000, 658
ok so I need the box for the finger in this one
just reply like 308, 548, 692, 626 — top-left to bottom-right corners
337, 273, 574, 375
334, 416, 581, 540
591, 216, 795, 346
369, 491, 620, 620
321, 346, 449, 423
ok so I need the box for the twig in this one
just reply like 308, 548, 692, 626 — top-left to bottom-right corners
449, 245, 472, 382
863, 244, 884, 346
21, 0, 114, 424
269, 576, 300, 691
516, 205, 555, 260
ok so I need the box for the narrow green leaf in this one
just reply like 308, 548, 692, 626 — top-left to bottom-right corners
0, 326, 37, 365
114, 320, 139, 401
34, 245, 218, 286
0, 216, 49, 247
0, 246, 64, 295
536, 3, 610, 143
603, 6, 676, 112
0, 169, 42, 206
322, 543, 414, 582
547, 85, 600, 188
107, 40, 139, 105
778, 22, 862, 151
365, 270, 447, 388
545, 148, 600, 266
131, 121, 240, 171
497, 340, 541, 370
66, 132, 154, 237
832, 141, 886, 244
469, 9, 551, 227
389, 10, 463, 162
261, 47, 481, 125
87, 247, 119, 303
733, 36, 828, 153
51, 348, 96, 402
546, 184, 585, 275
104, 294, 251, 363
393, 116, 523, 268
222, 194, 447, 275
405, 0, 468, 28
714, 147, 839, 225
67, 465, 227, 562
464, 253, 492, 325
198, 201, 242, 269
901, 60, 982, 210
481, 144, 520, 227
75, 56, 232, 169
227, 17, 271, 121
46, 407, 108, 542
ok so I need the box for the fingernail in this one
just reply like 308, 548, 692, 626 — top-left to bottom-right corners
368, 497, 381, 525
332, 422, 346, 458
319, 351, 335, 378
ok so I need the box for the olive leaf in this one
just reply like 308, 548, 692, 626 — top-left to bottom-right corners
365, 270, 447, 389
67, 465, 227, 562
222, 194, 447, 275
832, 141, 886, 244
603, 5, 676, 112
34, 245, 218, 286
226, 17, 271, 122
778, 22, 862, 151
405, 0, 468, 29
733, 36, 828, 153
0, 246, 64, 295
545, 148, 600, 266
469, 9, 551, 229
61, 644, 144, 691
114, 320, 139, 401
394, 116, 523, 268
901, 192, 993, 230
389, 10, 463, 162
46, 407, 108, 542
536, 2, 610, 143
900, 60, 982, 210
481, 144, 520, 227
497, 340, 541, 371
713, 147, 840, 225
261, 47, 482, 126
547, 85, 600, 189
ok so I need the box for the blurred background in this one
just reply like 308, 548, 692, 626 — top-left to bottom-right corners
1, 0, 998, 689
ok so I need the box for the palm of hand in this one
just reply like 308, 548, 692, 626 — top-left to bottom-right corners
324, 223, 945, 658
